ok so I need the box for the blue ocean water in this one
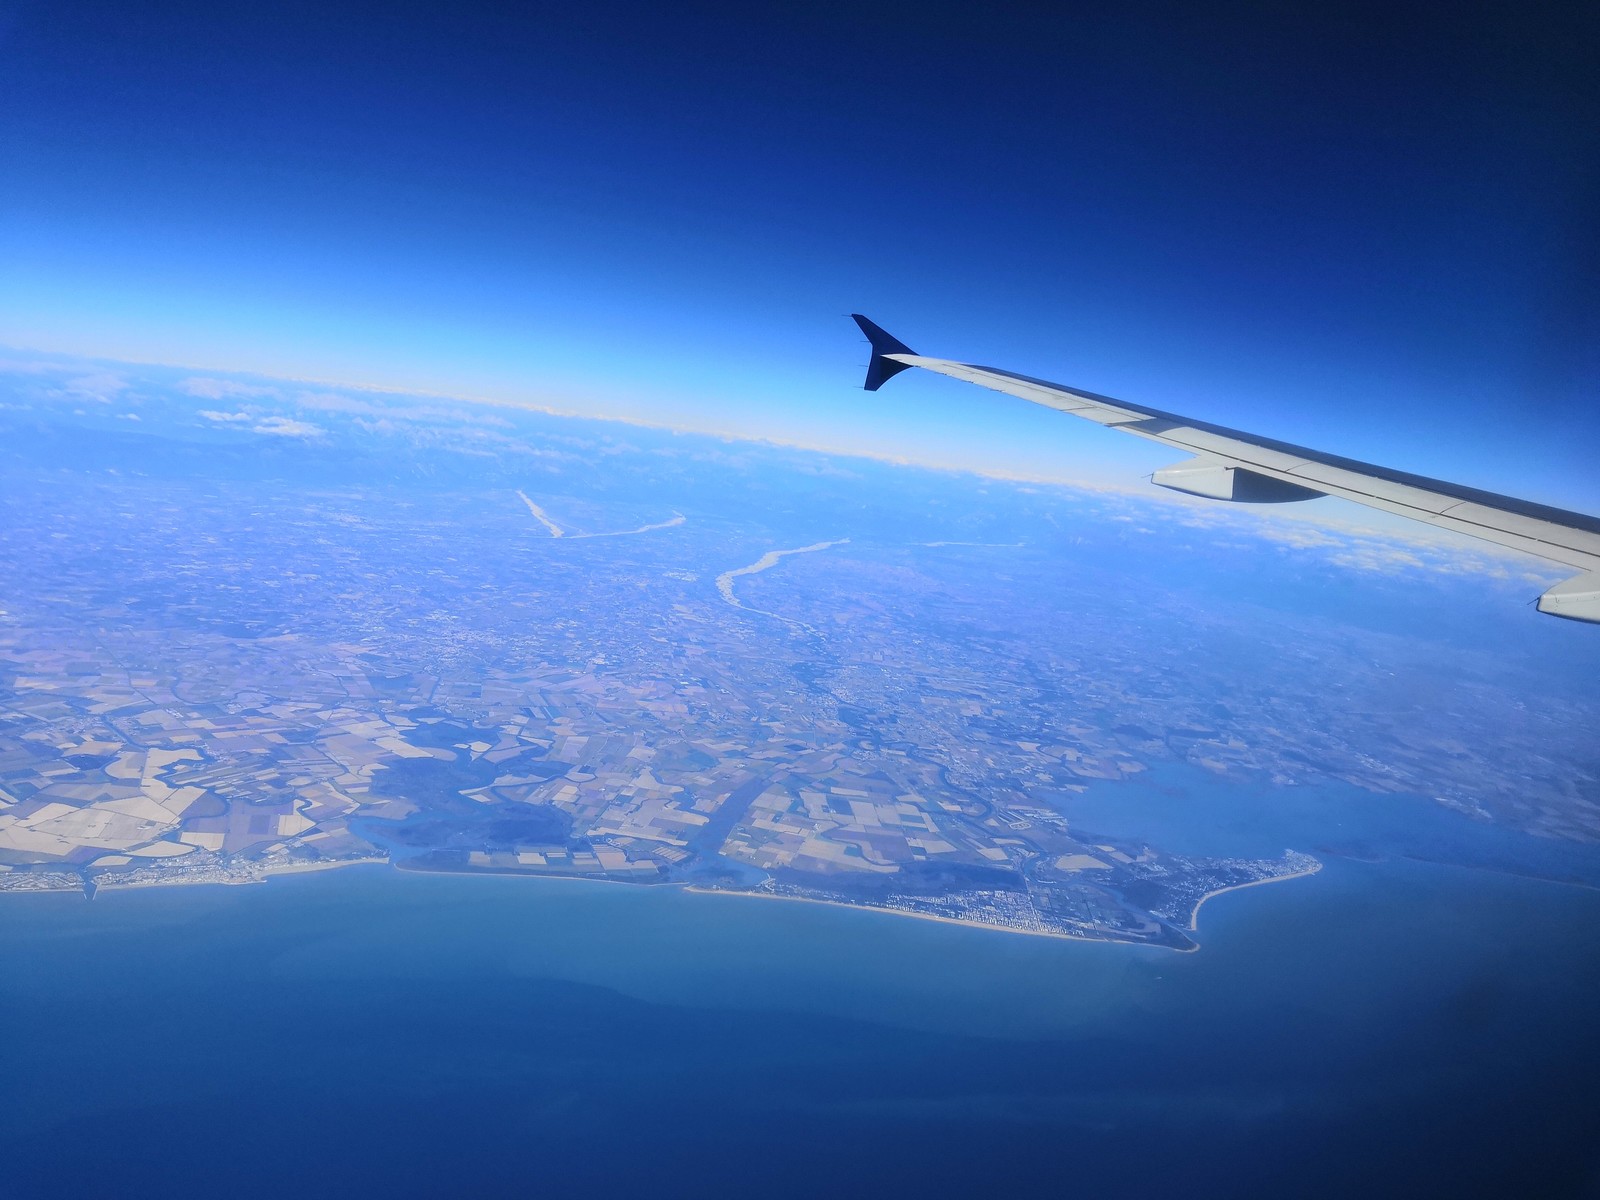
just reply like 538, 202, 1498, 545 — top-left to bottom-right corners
3, 826, 1599, 1200
1063, 765, 1600, 888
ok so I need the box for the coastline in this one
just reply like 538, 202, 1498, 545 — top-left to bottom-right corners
683, 883, 1190, 952
1, 855, 391, 897
261, 857, 388, 878
7, 856, 1324, 954
1187, 860, 1324, 931
93, 855, 392, 893
392, 859, 656, 890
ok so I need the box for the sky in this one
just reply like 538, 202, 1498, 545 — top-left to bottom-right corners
3, 0, 1598, 507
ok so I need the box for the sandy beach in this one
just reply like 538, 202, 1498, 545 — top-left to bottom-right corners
260, 856, 388, 878
18, 855, 1319, 955
683, 883, 1189, 951
1188, 859, 1324, 931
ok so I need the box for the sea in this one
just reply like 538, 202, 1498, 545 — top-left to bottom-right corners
3, 776, 1599, 1200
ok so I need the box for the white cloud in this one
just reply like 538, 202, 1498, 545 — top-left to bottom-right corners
196, 409, 322, 438
252, 416, 323, 438
1251, 524, 1343, 550
63, 372, 128, 402
1328, 546, 1427, 575
293, 388, 513, 428
183, 377, 278, 400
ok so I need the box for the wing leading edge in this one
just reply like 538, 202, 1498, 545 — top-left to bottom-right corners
852, 315, 1600, 624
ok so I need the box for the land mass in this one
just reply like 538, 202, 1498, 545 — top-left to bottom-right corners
1, 847, 1320, 952
3, 413, 1591, 949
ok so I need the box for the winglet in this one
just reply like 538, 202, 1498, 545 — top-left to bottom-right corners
852, 314, 916, 391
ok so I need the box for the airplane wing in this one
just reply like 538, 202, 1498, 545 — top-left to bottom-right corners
852, 314, 1600, 624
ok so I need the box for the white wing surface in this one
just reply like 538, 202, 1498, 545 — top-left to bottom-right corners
853, 315, 1600, 624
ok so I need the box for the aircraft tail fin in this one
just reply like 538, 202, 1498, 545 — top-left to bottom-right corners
852, 314, 916, 391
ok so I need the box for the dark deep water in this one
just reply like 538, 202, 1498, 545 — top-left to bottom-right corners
3, 838, 1599, 1199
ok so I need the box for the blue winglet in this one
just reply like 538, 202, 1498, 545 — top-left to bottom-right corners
852, 314, 916, 391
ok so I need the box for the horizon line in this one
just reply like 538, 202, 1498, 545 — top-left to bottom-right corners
0, 339, 1567, 578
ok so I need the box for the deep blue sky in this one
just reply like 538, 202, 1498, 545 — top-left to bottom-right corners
3, 0, 1597, 504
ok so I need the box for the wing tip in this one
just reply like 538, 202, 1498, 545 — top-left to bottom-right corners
852, 314, 916, 391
